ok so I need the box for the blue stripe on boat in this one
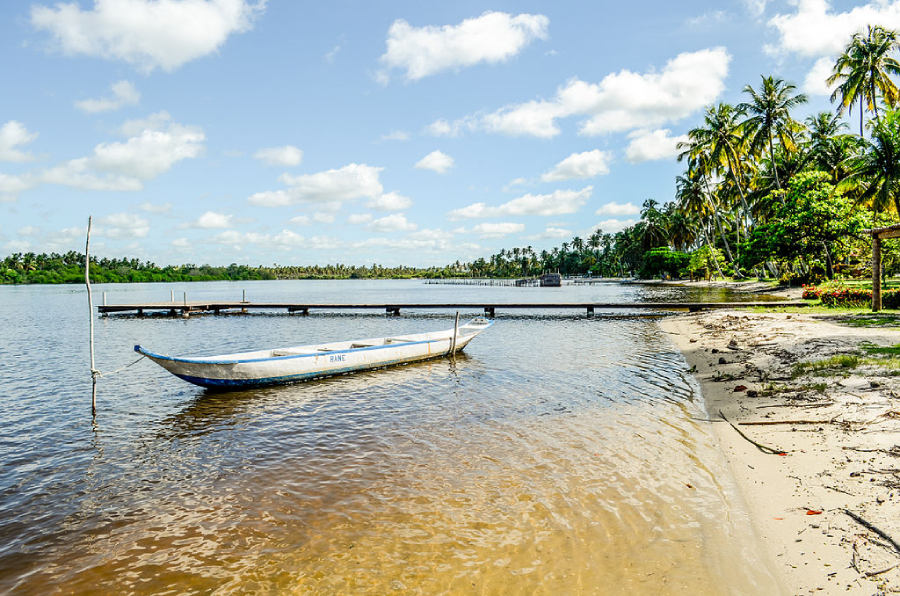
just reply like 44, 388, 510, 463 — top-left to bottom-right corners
174, 354, 437, 388
135, 338, 441, 364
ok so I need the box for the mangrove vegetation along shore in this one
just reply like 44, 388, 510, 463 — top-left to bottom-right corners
0, 252, 471, 284
8, 24, 900, 288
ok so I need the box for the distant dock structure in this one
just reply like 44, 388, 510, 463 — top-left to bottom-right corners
97, 298, 809, 318
539, 273, 561, 287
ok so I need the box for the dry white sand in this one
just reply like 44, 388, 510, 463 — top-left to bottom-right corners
661, 302, 900, 594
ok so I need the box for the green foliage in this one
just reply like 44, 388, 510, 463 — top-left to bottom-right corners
686, 246, 726, 280
739, 171, 870, 274
0, 252, 470, 284
792, 354, 861, 377
639, 247, 689, 279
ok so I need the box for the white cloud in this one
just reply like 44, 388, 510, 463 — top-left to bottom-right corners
347, 213, 373, 225
505, 177, 529, 190
366, 191, 413, 211
687, 10, 728, 26
91, 123, 205, 179
408, 228, 453, 241
803, 56, 835, 96
312, 212, 335, 224
414, 150, 454, 174
210, 229, 305, 251
378, 11, 549, 82
525, 227, 572, 240
596, 201, 640, 216
367, 213, 417, 232
448, 187, 592, 220
381, 130, 410, 141
352, 231, 454, 253
97, 212, 149, 239
325, 44, 341, 63
289, 215, 310, 226
31, 0, 266, 73
624, 129, 688, 163
431, 47, 730, 138
425, 118, 463, 137
0, 173, 36, 201
0, 121, 39, 162
595, 218, 638, 233
744, 0, 769, 18
118, 111, 173, 136
254, 145, 303, 166
74, 80, 140, 113
40, 158, 145, 191
542, 150, 611, 182
249, 163, 384, 207
38, 113, 204, 191
188, 211, 233, 229
469, 222, 525, 238
139, 201, 172, 213
766, 0, 900, 59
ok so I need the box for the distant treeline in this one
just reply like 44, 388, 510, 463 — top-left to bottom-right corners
0, 251, 471, 284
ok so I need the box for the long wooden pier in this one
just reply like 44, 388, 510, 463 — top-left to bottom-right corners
97, 300, 809, 317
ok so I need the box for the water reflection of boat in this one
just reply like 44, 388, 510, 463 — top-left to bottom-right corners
135, 318, 493, 389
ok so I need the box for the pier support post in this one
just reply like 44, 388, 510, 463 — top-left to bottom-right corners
586, 306, 594, 316
484, 306, 495, 317
873, 236, 882, 312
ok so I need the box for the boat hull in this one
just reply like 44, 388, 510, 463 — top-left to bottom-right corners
135, 319, 492, 389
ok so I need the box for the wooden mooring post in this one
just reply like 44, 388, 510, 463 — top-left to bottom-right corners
864, 224, 900, 311
85, 216, 98, 416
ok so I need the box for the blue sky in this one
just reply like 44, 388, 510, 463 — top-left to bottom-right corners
0, 0, 897, 267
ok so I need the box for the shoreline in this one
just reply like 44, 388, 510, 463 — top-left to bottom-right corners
660, 294, 900, 594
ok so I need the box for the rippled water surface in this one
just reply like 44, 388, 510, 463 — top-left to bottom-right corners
0, 280, 780, 594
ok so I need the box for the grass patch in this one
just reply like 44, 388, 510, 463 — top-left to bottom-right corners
756, 382, 828, 396
860, 341, 900, 356
792, 354, 860, 377
792, 344, 900, 378
842, 315, 900, 328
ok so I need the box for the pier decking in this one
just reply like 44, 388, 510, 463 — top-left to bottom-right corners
97, 300, 809, 317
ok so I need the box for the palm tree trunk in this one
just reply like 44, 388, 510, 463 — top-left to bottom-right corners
702, 228, 727, 281
700, 175, 735, 263
769, 135, 780, 190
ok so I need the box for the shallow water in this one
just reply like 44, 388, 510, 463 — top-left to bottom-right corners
0, 280, 780, 594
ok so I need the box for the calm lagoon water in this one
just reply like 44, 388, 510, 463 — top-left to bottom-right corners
0, 280, 781, 594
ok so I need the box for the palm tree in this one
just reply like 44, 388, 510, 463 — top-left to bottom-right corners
828, 24, 900, 136
678, 103, 751, 222
738, 75, 808, 190
675, 154, 736, 263
805, 112, 860, 183
639, 199, 669, 249
842, 109, 900, 215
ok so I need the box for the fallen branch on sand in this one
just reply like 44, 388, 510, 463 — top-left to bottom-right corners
738, 419, 839, 426
844, 509, 900, 557
719, 410, 788, 455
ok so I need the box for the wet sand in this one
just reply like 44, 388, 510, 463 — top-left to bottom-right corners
661, 288, 900, 594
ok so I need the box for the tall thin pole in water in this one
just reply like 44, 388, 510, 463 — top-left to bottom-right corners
86, 216, 98, 415
450, 311, 459, 356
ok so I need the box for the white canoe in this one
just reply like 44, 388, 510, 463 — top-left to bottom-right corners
135, 317, 493, 389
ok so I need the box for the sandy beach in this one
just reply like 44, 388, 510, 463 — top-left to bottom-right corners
661, 287, 900, 595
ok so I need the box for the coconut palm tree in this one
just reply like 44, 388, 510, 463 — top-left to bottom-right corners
805, 112, 860, 183
738, 75, 808, 190
678, 103, 752, 224
828, 24, 900, 136
638, 199, 670, 249
842, 109, 900, 215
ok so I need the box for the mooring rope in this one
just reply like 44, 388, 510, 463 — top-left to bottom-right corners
96, 355, 146, 378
